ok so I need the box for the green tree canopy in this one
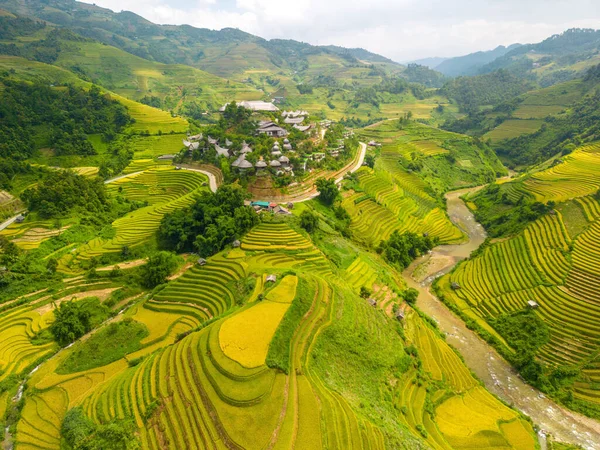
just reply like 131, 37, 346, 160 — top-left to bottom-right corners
139, 251, 179, 288
315, 178, 339, 206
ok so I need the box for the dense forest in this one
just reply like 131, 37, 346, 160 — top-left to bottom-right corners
158, 185, 259, 256
0, 78, 131, 159
441, 70, 533, 113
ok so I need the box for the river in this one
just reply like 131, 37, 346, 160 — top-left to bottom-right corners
403, 187, 600, 450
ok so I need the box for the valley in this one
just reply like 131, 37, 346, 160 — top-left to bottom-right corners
0, 1, 599, 449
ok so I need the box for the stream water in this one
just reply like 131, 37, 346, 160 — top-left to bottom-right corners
403, 187, 600, 450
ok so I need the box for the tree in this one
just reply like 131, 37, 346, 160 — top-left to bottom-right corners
139, 252, 178, 288
359, 286, 372, 299
299, 210, 319, 233
46, 258, 58, 274
158, 185, 258, 256
404, 288, 419, 305
50, 300, 107, 346
315, 178, 339, 206
365, 154, 375, 169
378, 231, 436, 270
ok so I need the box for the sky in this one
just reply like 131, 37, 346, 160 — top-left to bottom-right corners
88, 0, 600, 62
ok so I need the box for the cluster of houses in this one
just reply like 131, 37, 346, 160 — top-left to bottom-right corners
229, 139, 296, 176
249, 201, 293, 215
282, 111, 313, 133
182, 131, 298, 177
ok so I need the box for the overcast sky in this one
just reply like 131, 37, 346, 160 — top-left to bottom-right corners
88, 0, 599, 62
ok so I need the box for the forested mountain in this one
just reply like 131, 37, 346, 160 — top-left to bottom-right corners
0, 0, 404, 79
443, 64, 600, 166
479, 28, 600, 86
440, 69, 534, 113
435, 44, 521, 77
408, 56, 448, 69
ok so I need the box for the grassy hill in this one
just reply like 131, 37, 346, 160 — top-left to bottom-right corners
332, 119, 505, 248
0, 1, 463, 122
0, 0, 403, 78
435, 44, 522, 77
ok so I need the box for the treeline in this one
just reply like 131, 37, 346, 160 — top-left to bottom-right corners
471, 183, 555, 237
0, 16, 46, 39
0, 77, 132, 160
22, 171, 108, 219
158, 185, 259, 257
0, 26, 89, 64
441, 69, 533, 113
377, 231, 437, 269
402, 63, 447, 88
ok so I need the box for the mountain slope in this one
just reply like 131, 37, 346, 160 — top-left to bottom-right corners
435, 44, 521, 77
480, 28, 600, 86
0, 0, 403, 80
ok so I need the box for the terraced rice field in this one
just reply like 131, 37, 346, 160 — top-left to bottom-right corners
484, 119, 544, 142
152, 253, 247, 320
219, 276, 298, 368
512, 80, 584, 119
524, 142, 600, 202
343, 167, 464, 245
0, 306, 56, 382
128, 134, 187, 159
398, 310, 536, 450
12, 214, 540, 450
59, 167, 209, 271
439, 198, 600, 409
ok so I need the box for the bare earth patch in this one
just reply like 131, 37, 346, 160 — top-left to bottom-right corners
96, 259, 147, 272
35, 288, 119, 315
411, 254, 455, 283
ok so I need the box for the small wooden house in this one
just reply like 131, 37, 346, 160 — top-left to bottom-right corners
15, 215, 25, 224
266, 274, 277, 283
232, 240, 241, 248
451, 282, 461, 290
368, 298, 377, 307
527, 300, 539, 309
396, 311, 405, 321
197, 258, 207, 266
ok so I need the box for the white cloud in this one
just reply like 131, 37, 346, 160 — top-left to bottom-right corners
88, 0, 600, 61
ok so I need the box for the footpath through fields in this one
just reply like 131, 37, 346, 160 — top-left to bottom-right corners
404, 187, 600, 449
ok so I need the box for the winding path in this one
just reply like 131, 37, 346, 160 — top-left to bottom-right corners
0, 213, 25, 232
285, 142, 367, 203
403, 187, 600, 449
177, 166, 218, 192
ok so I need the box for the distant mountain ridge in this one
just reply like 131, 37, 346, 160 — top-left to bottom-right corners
434, 44, 522, 77
407, 56, 448, 69
0, 0, 402, 79
479, 28, 600, 86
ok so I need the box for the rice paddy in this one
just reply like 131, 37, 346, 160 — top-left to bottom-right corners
523, 142, 600, 202
58, 167, 209, 272
438, 196, 600, 411
7, 205, 539, 450
484, 119, 544, 142
219, 276, 298, 368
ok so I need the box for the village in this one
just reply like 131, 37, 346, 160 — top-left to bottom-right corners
176, 100, 353, 175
